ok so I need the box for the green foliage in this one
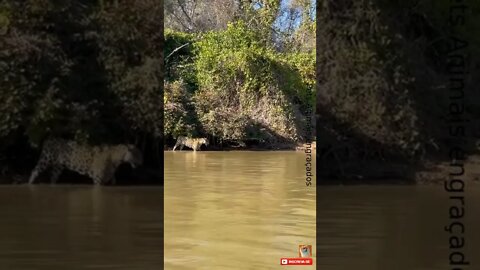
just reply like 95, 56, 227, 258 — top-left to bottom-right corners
317, 0, 422, 156
164, 21, 314, 143
1, 0, 92, 146
194, 21, 274, 100
1, 0, 163, 168
165, 29, 195, 62
97, 0, 163, 140
164, 29, 196, 84
164, 80, 196, 138
316, 0, 480, 164
280, 51, 316, 109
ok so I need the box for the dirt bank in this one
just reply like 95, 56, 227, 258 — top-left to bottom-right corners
414, 155, 480, 184
164, 141, 317, 151
319, 155, 480, 185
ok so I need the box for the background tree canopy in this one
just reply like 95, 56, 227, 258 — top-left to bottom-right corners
5, 0, 478, 181
316, 0, 480, 179
164, 0, 316, 147
0, 0, 163, 177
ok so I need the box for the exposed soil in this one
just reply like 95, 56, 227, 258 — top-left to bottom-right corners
414, 155, 480, 184
164, 141, 317, 151
318, 155, 480, 185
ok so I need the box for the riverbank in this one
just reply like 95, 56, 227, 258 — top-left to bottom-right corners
5, 148, 478, 186
164, 141, 317, 152
0, 167, 163, 185
415, 155, 480, 184
319, 154, 480, 185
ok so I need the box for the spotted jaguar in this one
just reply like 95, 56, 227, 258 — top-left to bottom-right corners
28, 138, 143, 185
172, 136, 208, 151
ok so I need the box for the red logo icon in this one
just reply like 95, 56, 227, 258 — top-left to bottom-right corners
280, 258, 313, 265
280, 244, 313, 266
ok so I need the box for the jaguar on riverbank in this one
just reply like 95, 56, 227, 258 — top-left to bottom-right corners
173, 136, 209, 151
28, 138, 143, 185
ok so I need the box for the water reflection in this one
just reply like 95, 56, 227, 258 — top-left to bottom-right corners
164, 151, 317, 270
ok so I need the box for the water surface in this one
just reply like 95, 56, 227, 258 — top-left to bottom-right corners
2, 151, 475, 270
317, 185, 480, 270
164, 151, 316, 270
0, 186, 163, 270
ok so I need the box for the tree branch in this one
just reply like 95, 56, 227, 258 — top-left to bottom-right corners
165, 42, 191, 61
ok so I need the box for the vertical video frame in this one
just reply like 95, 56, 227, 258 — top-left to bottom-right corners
316, 1, 480, 269
0, 0, 164, 268
164, 0, 316, 269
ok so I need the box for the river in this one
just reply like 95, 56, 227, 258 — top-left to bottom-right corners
164, 151, 316, 270
0, 186, 163, 270
2, 151, 479, 269
317, 185, 480, 270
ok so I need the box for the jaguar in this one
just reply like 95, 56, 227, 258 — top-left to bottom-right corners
172, 136, 208, 151
28, 138, 143, 185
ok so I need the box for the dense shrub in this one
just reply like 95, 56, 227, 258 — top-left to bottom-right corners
317, 0, 480, 173
0, 0, 163, 170
317, 0, 422, 157
164, 21, 315, 144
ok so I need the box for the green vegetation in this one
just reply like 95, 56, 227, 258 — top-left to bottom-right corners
316, 0, 480, 181
6, 0, 477, 183
164, 0, 315, 147
1, 0, 315, 181
0, 0, 163, 178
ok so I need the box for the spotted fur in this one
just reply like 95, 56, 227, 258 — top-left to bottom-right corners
28, 138, 143, 185
173, 136, 208, 151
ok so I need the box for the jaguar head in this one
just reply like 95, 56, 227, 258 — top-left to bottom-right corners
201, 138, 209, 146
124, 145, 143, 168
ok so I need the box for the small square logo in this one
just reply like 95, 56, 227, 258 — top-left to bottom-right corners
281, 259, 288, 265
299, 245, 312, 258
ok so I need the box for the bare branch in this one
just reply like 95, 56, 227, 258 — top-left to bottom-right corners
165, 42, 191, 61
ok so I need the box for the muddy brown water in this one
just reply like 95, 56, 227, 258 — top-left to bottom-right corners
164, 151, 316, 270
1, 151, 479, 269
0, 186, 163, 270
166, 151, 480, 269
317, 185, 480, 270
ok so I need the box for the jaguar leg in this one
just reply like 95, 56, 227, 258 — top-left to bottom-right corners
28, 161, 48, 184
92, 175, 103, 185
50, 166, 63, 184
173, 141, 180, 151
